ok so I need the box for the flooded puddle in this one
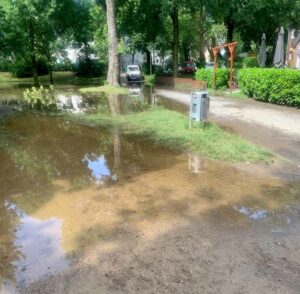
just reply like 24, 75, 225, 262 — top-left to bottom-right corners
0, 81, 153, 115
5, 202, 68, 288
0, 112, 300, 292
0, 82, 300, 292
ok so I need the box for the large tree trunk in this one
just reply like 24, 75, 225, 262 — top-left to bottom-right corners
225, 13, 234, 65
170, 5, 179, 78
32, 53, 39, 87
198, 1, 206, 67
146, 49, 151, 65
208, 36, 216, 61
29, 18, 39, 86
47, 52, 54, 85
106, 0, 119, 86
49, 68, 53, 85
145, 49, 151, 74
183, 42, 190, 61
226, 19, 234, 43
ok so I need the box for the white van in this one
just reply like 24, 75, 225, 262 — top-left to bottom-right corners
126, 65, 144, 81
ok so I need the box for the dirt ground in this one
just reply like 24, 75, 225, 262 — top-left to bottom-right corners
1, 92, 300, 294
0, 105, 12, 118
21, 206, 300, 294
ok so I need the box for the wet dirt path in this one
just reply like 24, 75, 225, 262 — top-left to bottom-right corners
155, 89, 300, 168
0, 114, 300, 293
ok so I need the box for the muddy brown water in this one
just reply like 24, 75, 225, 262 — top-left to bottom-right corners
0, 84, 300, 293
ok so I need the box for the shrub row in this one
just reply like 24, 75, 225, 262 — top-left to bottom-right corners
238, 68, 300, 106
75, 58, 106, 77
195, 68, 230, 90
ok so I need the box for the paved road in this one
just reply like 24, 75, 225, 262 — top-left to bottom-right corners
155, 88, 300, 167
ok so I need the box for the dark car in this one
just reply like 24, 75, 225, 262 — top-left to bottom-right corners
179, 61, 197, 74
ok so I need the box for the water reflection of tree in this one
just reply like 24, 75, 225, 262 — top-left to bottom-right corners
0, 113, 178, 215
108, 94, 121, 178
0, 201, 20, 286
0, 116, 113, 211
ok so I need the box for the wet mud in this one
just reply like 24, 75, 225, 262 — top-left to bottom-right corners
0, 112, 300, 293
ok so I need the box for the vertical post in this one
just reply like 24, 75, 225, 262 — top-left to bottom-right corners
212, 48, 218, 91
229, 51, 234, 93
150, 51, 152, 76
228, 42, 237, 94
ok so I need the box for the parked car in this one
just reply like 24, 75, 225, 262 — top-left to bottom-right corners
178, 61, 197, 74
205, 62, 215, 69
126, 65, 144, 81
205, 61, 226, 69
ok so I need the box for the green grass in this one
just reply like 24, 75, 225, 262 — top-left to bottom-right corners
144, 74, 156, 86
208, 89, 248, 100
79, 85, 129, 95
0, 72, 105, 87
78, 106, 273, 162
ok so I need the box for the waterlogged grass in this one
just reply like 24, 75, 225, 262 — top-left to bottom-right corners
0, 72, 105, 87
144, 74, 156, 86
208, 89, 248, 100
80, 106, 273, 162
79, 85, 129, 95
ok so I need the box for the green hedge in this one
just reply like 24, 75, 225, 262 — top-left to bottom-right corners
195, 68, 230, 90
243, 57, 259, 68
238, 68, 300, 106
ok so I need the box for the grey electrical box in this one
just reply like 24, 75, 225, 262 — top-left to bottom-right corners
190, 91, 210, 122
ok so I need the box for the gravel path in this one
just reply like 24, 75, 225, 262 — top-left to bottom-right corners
156, 89, 300, 137
155, 88, 300, 167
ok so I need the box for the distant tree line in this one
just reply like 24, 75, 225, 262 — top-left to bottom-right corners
0, 0, 299, 85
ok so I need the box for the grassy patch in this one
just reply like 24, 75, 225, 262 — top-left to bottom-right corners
79, 85, 129, 95
144, 75, 156, 86
208, 89, 247, 100
78, 106, 272, 162
0, 72, 105, 87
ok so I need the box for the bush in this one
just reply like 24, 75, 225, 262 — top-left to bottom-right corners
0, 58, 12, 72
53, 59, 74, 72
195, 68, 230, 89
75, 58, 106, 77
12, 60, 33, 77
238, 68, 300, 106
243, 57, 259, 68
153, 65, 171, 77
23, 85, 57, 110
12, 58, 49, 78
142, 63, 158, 75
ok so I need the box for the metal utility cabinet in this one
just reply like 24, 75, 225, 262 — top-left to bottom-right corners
190, 91, 210, 122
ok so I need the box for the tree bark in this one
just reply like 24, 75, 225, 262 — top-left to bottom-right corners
146, 49, 151, 65
29, 17, 39, 86
170, 5, 179, 78
145, 49, 151, 74
198, 2, 206, 67
226, 19, 234, 43
49, 69, 53, 85
105, 0, 119, 86
183, 42, 190, 61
